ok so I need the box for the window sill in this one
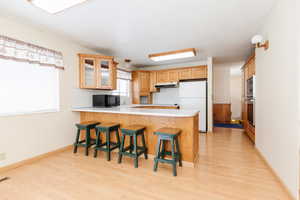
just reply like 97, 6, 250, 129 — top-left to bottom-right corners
0, 109, 60, 117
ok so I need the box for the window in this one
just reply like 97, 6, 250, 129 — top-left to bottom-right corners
112, 70, 131, 97
0, 59, 59, 116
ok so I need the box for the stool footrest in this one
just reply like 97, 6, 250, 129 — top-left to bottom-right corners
96, 141, 118, 148
159, 151, 179, 157
155, 158, 177, 165
120, 146, 147, 157
74, 139, 96, 147
94, 143, 120, 152
120, 151, 146, 158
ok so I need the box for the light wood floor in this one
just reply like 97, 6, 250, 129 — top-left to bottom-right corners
0, 128, 291, 200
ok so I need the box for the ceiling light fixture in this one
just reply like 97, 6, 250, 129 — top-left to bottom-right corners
28, 0, 88, 14
149, 48, 196, 62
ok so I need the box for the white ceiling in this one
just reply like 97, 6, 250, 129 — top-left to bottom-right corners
0, 0, 276, 66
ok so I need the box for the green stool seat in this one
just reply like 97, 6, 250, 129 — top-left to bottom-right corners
118, 125, 148, 168
74, 121, 100, 156
153, 127, 182, 176
94, 122, 121, 161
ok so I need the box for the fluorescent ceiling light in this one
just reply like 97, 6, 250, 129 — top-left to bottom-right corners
28, 0, 88, 14
149, 48, 196, 62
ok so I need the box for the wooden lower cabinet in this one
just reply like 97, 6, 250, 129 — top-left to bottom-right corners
245, 121, 255, 143
242, 54, 256, 143
80, 112, 199, 163
213, 104, 231, 123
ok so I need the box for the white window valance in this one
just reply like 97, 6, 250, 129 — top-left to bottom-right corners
117, 69, 132, 80
0, 35, 64, 69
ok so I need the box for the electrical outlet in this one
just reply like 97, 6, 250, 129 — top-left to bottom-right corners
0, 153, 6, 161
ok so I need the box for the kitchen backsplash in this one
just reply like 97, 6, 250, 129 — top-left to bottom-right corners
152, 88, 179, 105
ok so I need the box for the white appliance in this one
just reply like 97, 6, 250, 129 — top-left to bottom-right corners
179, 81, 207, 132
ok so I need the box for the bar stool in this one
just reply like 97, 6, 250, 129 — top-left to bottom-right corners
94, 123, 121, 161
118, 125, 148, 168
74, 121, 100, 156
153, 127, 182, 176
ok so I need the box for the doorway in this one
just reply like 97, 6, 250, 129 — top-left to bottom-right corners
213, 63, 244, 129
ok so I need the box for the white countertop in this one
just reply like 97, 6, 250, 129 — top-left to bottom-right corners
72, 104, 199, 117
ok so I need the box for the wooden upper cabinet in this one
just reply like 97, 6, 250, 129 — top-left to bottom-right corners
132, 66, 208, 96
191, 66, 207, 79
178, 68, 192, 80
157, 71, 169, 83
139, 71, 150, 95
132, 72, 140, 104
178, 66, 207, 80
244, 64, 249, 80
245, 56, 255, 80
132, 71, 151, 104
168, 70, 179, 82
249, 58, 255, 77
150, 71, 158, 92
79, 54, 117, 90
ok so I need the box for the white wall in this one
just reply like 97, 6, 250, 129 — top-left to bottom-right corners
207, 57, 213, 132
255, 0, 299, 198
213, 62, 243, 119
0, 16, 105, 167
213, 65, 231, 104
230, 67, 242, 120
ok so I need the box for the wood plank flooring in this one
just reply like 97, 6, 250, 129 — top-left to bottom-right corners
0, 128, 291, 200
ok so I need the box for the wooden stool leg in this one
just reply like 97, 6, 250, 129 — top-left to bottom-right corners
118, 135, 125, 164
153, 137, 161, 172
171, 138, 177, 176
73, 129, 80, 154
175, 136, 182, 167
106, 130, 111, 161
134, 134, 138, 168
85, 128, 90, 156
141, 133, 148, 160
94, 129, 100, 158
129, 136, 133, 154
161, 140, 166, 159
116, 129, 121, 149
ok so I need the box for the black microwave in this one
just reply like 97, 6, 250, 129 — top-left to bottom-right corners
93, 95, 120, 107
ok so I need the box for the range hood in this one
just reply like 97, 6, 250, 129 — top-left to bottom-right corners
155, 82, 179, 88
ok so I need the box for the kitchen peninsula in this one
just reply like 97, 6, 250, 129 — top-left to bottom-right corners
73, 105, 199, 164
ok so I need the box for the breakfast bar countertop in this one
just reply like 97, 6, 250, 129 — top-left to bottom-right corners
72, 104, 199, 117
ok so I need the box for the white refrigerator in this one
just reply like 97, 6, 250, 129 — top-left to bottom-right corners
179, 81, 207, 132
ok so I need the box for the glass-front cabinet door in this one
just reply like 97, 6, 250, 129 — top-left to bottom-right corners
79, 54, 117, 90
83, 58, 96, 88
97, 59, 113, 89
